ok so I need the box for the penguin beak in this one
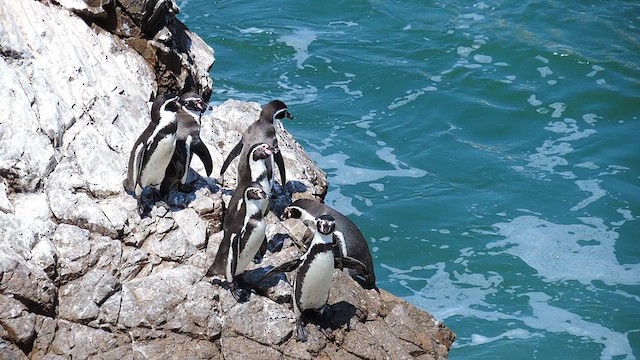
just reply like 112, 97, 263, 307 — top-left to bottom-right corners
284, 110, 293, 119
197, 100, 211, 113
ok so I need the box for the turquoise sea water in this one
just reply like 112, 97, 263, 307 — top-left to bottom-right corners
177, 1, 639, 358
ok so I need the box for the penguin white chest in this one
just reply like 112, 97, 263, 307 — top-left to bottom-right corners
234, 219, 266, 276
141, 134, 176, 188
297, 251, 334, 312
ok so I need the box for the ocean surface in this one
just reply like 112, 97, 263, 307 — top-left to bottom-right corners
177, 1, 639, 358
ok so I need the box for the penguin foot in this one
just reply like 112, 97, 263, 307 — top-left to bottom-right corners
317, 324, 334, 340
295, 317, 308, 342
137, 197, 149, 217
229, 282, 250, 303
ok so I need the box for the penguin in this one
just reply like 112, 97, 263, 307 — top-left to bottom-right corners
123, 93, 181, 214
220, 143, 274, 265
282, 199, 377, 290
160, 92, 213, 195
207, 182, 268, 302
224, 143, 274, 224
219, 100, 292, 187
260, 214, 368, 342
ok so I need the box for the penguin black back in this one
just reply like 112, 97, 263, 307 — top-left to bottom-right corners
283, 199, 377, 290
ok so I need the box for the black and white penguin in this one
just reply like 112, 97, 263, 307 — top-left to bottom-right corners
219, 142, 274, 265
160, 92, 213, 195
207, 182, 268, 302
282, 199, 377, 290
225, 143, 274, 222
123, 93, 181, 214
219, 100, 292, 187
260, 214, 368, 342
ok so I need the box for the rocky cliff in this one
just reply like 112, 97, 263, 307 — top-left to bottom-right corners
0, 0, 455, 358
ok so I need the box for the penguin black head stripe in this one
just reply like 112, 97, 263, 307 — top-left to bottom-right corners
261, 100, 293, 123
282, 205, 314, 226
179, 92, 211, 124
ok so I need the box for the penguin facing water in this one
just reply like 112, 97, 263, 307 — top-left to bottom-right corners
160, 92, 213, 195
219, 100, 292, 187
261, 214, 368, 342
123, 93, 181, 214
282, 199, 377, 290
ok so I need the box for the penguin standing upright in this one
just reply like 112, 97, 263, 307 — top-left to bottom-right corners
219, 100, 292, 187
261, 215, 368, 342
207, 182, 268, 302
226, 143, 274, 221
123, 93, 181, 214
282, 199, 377, 290
209, 143, 274, 279
160, 92, 213, 195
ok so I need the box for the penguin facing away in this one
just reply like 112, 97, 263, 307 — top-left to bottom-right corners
207, 182, 268, 302
260, 214, 368, 342
123, 93, 181, 214
219, 100, 292, 186
160, 92, 213, 195
282, 199, 377, 290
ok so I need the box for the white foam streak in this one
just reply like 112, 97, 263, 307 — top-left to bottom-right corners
309, 152, 426, 186
277, 29, 318, 69
489, 215, 640, 286
571, 179, 606, 211
519, 292, 635, 360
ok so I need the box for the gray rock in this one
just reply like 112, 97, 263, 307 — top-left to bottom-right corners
0, 0, 454, 358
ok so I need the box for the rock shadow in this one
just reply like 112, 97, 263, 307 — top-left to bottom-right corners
165, 169, 220, 210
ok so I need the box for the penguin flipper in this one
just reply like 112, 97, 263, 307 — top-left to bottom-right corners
220, 140, 243, 176
192, 139, 213, 176
335, 255, 369, 275
207, 233, 231, 276
129, 141, 146, 194
274, 151, 287, 185
258, 257, 302, 283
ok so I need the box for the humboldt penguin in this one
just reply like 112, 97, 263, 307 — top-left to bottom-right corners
224, 143, 274, 224
160, 92, 213, 195
219, 100, 292, 187
207, 183, 268, 302
220, 142, 274, 265
260, 214, 368, 342
123, 93, 181, 214
282, 199, 377, 290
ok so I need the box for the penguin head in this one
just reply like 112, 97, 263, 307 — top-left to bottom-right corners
261, 100, 293, 123
250, 143, 273, 161
315, 214, 336, 235
282, 205, 315, 225
245, 184, 268, 201
179, 92, 211, 113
